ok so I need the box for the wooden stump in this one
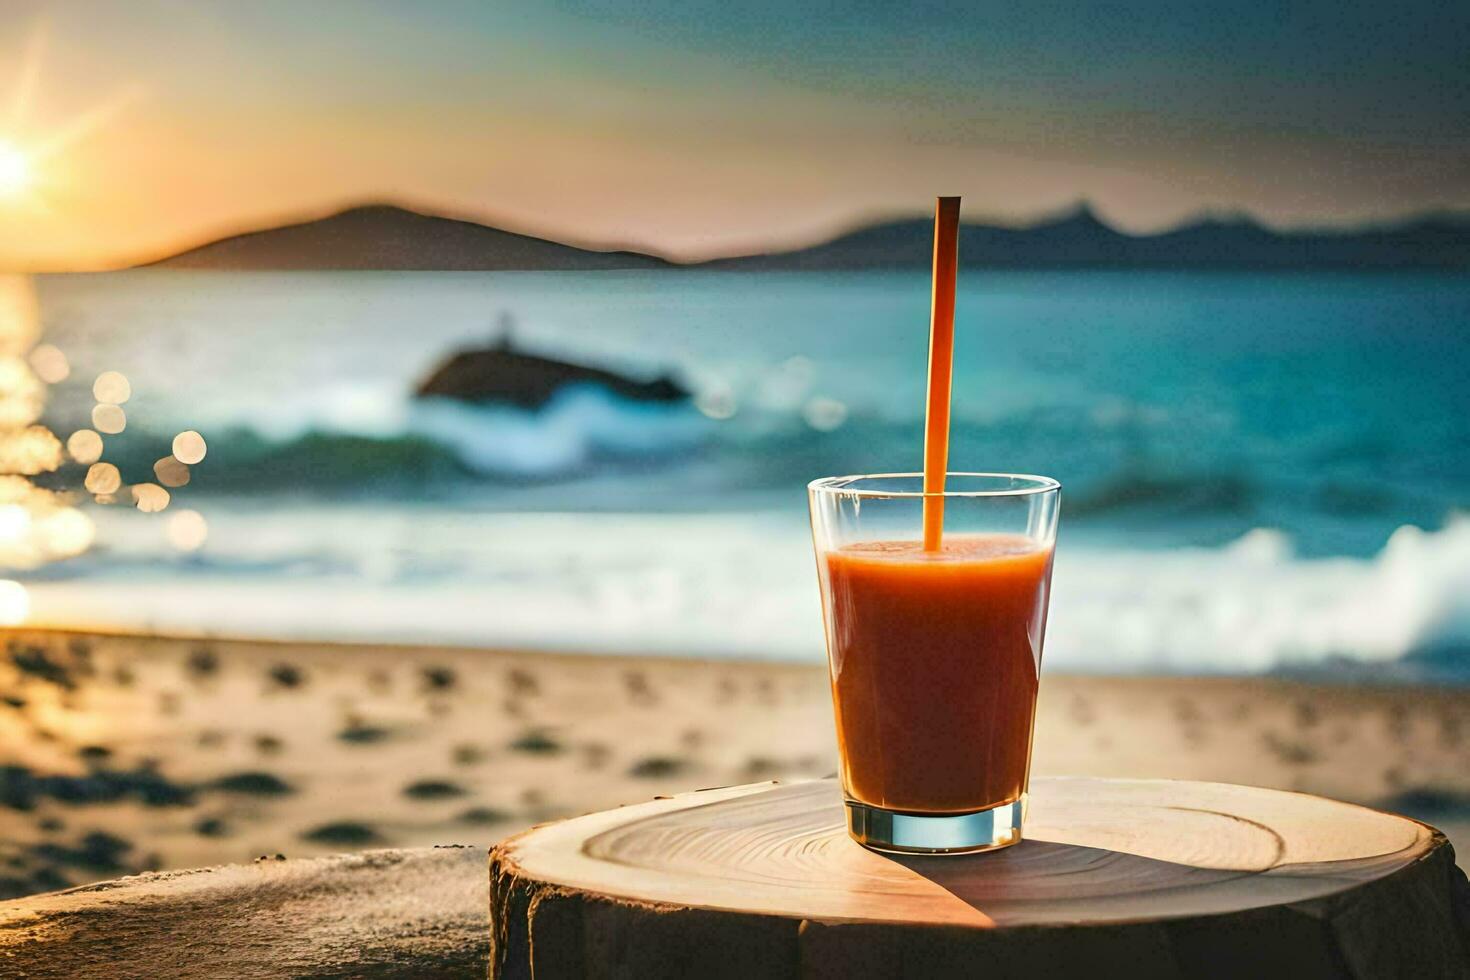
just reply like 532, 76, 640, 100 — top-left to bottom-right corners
490, 777, 1470, 979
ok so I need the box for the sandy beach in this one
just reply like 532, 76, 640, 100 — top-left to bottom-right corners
0, 627, 1465, 899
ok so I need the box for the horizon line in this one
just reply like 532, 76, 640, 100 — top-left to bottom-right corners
10, 196, 1470, 275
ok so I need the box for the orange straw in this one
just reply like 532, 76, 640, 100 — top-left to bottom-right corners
922, 196, 961, 551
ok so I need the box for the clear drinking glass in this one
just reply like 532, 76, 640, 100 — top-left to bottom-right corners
808, 473, 1060, 854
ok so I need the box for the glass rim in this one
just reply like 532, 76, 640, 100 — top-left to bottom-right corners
808, 472, 1061, 499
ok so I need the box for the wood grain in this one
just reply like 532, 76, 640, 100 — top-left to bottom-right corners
491, 777, 1470, 978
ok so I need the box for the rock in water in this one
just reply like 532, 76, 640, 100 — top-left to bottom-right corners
414, 339, 688, 410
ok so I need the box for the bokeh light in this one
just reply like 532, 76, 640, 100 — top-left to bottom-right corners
67, 429, 104, 464
153, 455, 190, 488
0, 277, 40, 355
0, 356, 44, 428
93, 370, 131, 404
166, 509, 208, 552
802, 396, 848, 432
0, 276, 92, 570
0, 425, 62, 474
0, 580, 28, 626
0, 504, 30, 542
0, 478, 93, 567
172, 430, 207, 465
36, 508, 94, 557
694, 387, 737, 420
27, 344, 68, 384
131, 483, 170, 513
84, 462, 121, 495
92, 403, 126, 434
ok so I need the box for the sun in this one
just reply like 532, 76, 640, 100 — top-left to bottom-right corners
0, 21, 143, 218
0, 140, 33, 198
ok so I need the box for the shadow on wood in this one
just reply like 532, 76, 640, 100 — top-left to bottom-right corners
491, 777, 1470, 979
887, 838, 1258, 923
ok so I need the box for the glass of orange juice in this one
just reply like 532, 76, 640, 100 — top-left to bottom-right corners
808, 472, 1060, 853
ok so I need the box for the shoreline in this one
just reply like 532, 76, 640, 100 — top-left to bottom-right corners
16, 621, 1469, 689
1, 627, 1465, 901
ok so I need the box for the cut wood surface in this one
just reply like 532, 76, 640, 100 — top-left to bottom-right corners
0, 847, 488, 979
491, 777, 1470, 978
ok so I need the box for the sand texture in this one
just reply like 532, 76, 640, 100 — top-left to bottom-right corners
0, 846, 489, 979
0, 628, 1465, 900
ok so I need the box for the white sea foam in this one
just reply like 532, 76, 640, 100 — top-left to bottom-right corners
1046, 517, 1470, 673
27, 509, 1470, 677
184, 383, 710, 478
407, 387, 709, 476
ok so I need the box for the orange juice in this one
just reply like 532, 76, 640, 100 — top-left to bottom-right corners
818, 534, 1053, 813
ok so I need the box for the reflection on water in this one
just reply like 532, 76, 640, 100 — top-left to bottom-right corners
0, 274, 214, 616
0, 276, 91, 578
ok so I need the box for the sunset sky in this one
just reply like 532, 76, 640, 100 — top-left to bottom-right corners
0, 0, 1466, 270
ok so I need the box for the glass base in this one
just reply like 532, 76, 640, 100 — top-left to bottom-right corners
845, 795, 1025, 855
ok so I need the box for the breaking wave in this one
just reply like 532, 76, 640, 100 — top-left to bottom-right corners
40, 509, 1470, 680
1046, 518, 1470, 677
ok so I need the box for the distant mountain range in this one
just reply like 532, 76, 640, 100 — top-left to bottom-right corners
144, 204, 669, 271
143, 202, 1470, 271
720, 204, 1470, 271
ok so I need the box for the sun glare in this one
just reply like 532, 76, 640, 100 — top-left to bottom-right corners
0, 21, 144, 224
0, 141, 32, 198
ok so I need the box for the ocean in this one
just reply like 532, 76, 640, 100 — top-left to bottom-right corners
21, 269, 1470, 679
